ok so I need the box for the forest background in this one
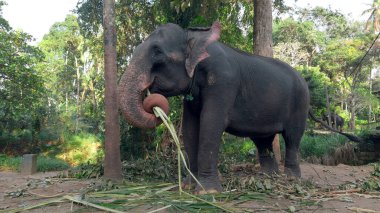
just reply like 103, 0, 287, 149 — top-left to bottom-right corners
0, 0, 380, 172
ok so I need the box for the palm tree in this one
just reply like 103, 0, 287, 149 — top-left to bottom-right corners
363, 0, 380, 32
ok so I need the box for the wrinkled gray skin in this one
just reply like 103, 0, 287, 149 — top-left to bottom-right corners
323, 112, 344, 132
118, 22, 310, 194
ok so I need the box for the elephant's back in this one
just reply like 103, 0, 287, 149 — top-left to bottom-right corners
224, 47, 309, 135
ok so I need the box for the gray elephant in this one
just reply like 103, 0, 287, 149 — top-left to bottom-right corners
118, 22, 310, 194
323, 112, 344, 132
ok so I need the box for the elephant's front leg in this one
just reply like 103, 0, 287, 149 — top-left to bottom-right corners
181, 101, 200, 190
195, 101, 229, 194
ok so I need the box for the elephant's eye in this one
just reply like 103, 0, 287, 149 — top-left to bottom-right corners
152, 45, 163, 56
151, 45, 166, 64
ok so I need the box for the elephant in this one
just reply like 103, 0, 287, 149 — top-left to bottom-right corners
118, 22, 310, 194
323, 112, 344, 132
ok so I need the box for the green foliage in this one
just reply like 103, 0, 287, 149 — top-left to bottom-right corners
296, 6, 351, 39
0, 154, 21, 171
373, 163, 380, 177
217, 1, 254, 52
38, 15, 84, 111
300, 134, 346, 158
37, 156, 70, 172
219, 133, 349, 167
68, 150, 177, 181
68, 163, 103, 179
122, 151, 179, 182
0, 154, 69, 172
0, 129, 34, 155
56, 132, 104, 166
227, 176, 274, 192
362, 178, 380, 191
361, 163, 380, 191
221, 134, 255, 162
297, 66, 331, 110
0, 22, 46, 139
218, 135, 256, 175
315, 37, 368, 79
120, 124, 156, 160
273, 18, 324, 49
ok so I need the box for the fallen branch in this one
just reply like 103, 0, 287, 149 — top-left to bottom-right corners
329, 189, 362, 195
28, 190, 66, 198
7, 197, 65, 213
348, 207, 380, 213
353, 193, 380, 199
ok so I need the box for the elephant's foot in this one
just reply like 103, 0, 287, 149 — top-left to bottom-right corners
194, 176, 222, 195
181, 175, 197, 190
284, 164, 301, 178
259, 155, 279, 175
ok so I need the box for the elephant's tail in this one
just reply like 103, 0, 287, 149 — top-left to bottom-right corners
308, 107, 363, 143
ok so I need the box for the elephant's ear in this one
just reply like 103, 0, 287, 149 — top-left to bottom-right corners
185, 21, 221, 78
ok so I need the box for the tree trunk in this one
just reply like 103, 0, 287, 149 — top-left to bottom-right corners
369, 76, 372, 124
103, 0, 122, 180
349, 96, 356, 130
325, 87, 332, 127
253, 0, 280, 165
253, 0, 273, 57
89, 79, 97, 113
65, 51, 69, 113
75, 56, 80, 133
65, 92, 68, 113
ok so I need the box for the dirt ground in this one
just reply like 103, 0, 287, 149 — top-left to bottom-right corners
0, 162, 379, 212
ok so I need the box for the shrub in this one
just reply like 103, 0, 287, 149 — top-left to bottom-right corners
221, 134, 255, 161
0, 154, 21, 171
300, 133, 346, 158
56, 132, 104, 166
0, 155, 69, 172
0, 129, 34, 155
37, 156, 70, 172
219, 133, 347, 162
122, 151, 179, 182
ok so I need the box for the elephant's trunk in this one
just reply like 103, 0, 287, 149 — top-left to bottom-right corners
118, 47, 166, 129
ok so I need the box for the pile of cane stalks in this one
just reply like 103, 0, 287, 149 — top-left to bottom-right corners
3, 106, 380, 213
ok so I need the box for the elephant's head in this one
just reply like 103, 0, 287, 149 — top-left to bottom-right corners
118, 22, 221, 128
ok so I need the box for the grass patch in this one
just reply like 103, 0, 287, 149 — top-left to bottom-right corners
37, 156, 70, 172
221, 134, 255, 161
300, 133, 346, 158
0, 154, 21, 171
0, 154, 69, 172
220, 132, 348, 161
56, 132, 104, 166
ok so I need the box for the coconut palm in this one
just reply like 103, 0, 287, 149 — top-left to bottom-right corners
363, 0, 380, 32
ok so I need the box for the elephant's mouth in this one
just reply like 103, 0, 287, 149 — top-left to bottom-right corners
149, 77, 180, 97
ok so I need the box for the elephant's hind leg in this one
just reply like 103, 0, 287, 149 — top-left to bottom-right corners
282, 129, 303, 178
251, 135, 279, 174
